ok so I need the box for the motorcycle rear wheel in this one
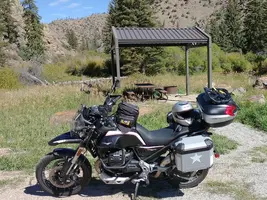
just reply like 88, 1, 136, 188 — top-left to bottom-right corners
168, 168, 209, 189
36, 154, 91, 196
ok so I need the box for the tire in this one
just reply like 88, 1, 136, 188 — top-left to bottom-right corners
168, 169, 209, 189
36, 154, 92, 196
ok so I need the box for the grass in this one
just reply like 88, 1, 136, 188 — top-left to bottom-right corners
250, 145, 267, 163
0, 85, 104, 171
42, 51, 108, 82
236, 102, 267, 132
211, 134, 239, 154
206, 181, 262, 200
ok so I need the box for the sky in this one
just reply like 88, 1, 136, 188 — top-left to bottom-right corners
35, 0, 110, 23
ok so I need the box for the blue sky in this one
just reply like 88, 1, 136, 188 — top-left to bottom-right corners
35, 0, 110, 23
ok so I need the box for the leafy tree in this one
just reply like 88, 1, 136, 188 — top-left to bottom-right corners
21, 0, 45, 60
243, 0, 267, 53
103, 0, 161, 75
66, 29, 78, 50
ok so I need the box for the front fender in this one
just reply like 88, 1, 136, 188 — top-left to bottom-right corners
49, 148, 89, 164
48, 132, 82, 146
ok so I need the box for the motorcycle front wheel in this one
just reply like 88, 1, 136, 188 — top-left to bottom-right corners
168, 168, 209, 189
36, 154, 92, 196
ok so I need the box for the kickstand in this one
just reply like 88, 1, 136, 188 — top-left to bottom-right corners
133, 182, 140, 200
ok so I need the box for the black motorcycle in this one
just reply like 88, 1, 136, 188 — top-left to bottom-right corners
35, 81, 238, 199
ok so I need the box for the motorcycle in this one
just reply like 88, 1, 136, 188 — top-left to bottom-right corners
35, 81, 238, 199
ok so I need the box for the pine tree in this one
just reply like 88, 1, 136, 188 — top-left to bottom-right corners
0, 0, 18, 44
243, 0, 266, 53
103, 0, 161, 75
224, 0, 243, 52
208, 1, 243, 52
21, 0, 45, 60
0, 7, 6, 66
66, 29, 78, 50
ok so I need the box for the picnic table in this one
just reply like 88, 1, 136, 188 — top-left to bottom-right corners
135, 83, 155, 101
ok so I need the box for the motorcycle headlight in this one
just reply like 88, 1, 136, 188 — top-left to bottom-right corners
71, 112, 86, 132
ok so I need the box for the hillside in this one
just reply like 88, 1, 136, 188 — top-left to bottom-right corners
4, 0, 226, 64
45, 0, 227, 56
154, 0, 226, 28
44, 14, 107, 58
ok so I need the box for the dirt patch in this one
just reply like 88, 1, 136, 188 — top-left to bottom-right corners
50, 110, 76, 126
0, 148, 11, 157
0, 171, 25, 181
139, 106, 154, 116
166, 94, 198, 105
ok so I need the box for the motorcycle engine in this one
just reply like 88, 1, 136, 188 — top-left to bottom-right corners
101, 149, 141, 173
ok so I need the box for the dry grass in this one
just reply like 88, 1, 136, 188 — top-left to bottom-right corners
250, 146, 267, 163
119, 72, 250, 94
206, 181, 261, 200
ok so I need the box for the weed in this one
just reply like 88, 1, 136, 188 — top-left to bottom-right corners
211, 134, 238, 154
250, 145, 267, 163
206, 181, 260, 200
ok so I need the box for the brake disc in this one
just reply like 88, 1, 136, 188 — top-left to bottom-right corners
48, 166, 75, 189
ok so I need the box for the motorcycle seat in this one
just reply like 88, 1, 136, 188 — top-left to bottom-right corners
136, 123, 184, 146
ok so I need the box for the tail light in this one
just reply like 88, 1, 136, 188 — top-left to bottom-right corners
225, 105, 236, 116
214, 153, 220, 158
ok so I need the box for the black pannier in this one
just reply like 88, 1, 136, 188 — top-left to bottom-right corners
116, 102, 139, 131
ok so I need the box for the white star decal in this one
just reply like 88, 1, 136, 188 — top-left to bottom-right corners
190, 153, 202, 164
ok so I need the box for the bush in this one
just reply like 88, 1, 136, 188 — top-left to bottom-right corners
0, 67, 21, 89
237, 102, 267, 132
227, 53, 252, 72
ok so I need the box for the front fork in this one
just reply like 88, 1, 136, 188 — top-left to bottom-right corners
62, 146, 87, 177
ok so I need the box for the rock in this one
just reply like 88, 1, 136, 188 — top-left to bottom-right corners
232, 87, 247, 96
253, 76, 267, 89
248, 94, 266, 104
216, 84, 232, 91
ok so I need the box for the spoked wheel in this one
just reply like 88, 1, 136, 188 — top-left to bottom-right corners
168, 168, 209, 189
36, 154, 92, 196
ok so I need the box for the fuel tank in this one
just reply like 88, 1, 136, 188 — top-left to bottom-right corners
98, 130, 145, 156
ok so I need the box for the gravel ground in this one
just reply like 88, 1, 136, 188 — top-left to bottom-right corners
1, 122, 267, 200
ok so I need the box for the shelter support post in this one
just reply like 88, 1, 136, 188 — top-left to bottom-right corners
185, 46, 189, 96
207, 39, 212, 88
115, 47, 121, 88
111, 50, 115, 85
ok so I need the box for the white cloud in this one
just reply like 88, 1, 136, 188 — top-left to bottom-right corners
49, 0, 70, 7
66, 3, 81, 8
83, 6, 93, 10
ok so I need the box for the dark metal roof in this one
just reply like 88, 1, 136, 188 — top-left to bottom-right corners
112, 26, 210, 47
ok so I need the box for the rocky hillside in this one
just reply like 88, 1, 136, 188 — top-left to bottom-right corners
45, 0, 227, 57
154, 0, 226, 28
7, 0, 226, 63
44, 14, 107, 58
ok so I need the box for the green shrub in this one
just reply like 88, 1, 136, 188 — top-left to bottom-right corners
237, 102, 267, 131
227, 53, 252, 72
258, 58, 267, 74
0, 67, 21, 89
